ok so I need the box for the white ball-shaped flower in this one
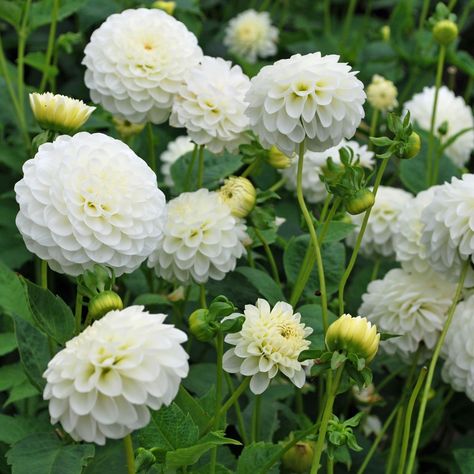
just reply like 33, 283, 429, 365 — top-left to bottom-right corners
148, 188, 248, 284
43, 306, 189, 445
393, 187, 438, 273
83, 8, 203, 124
442, 294, 474, 401
360, 268, 456, 360
245, 53, 366, 156
15, 132, 166, 277
170, 56, 250, 153
346, 186, 412, 257
404, 86, 474, 167
420, 174, 474, 287
281, 139, 374, 204
160, 135, 194, 187
223, 299, 313, 395
223, 9, 278, 64
366, 74, 398, 112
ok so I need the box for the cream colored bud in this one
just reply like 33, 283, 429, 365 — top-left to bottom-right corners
366, 75, 398, 112
167, 286, 185, 302
112, 117, 145, 139
218, 176, 257, 218
352, 384, 382, 404
152, 1, 176, 15
267, 146, 293, 169
433, 19, 458, 46
29, 92, 95, 134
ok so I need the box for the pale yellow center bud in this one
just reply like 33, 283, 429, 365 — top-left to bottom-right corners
381, 25, 390, 42
267, 146, 293, 169
433, 19, 458, 46
152, 1, 176, 15
113, 117, 146, 139
366, 75, 398, 112
218, 176, 257, 218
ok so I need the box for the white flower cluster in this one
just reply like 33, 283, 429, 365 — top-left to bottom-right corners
15, 133, 166, 276
160, 135, 194, 187
43, 306, 188, 445
224, 9, 278, 63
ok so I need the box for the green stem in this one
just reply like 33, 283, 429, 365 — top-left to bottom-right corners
147, 123, 156, 173
464, 75, 473, 102
199, 284, 207, 309
370, 258, 381, 281
268, 177, 286, 193
295, 387, 304, 416
406, 259, 469, 474
327, 456, 334, 474
387, 408, 404, 474
253, 226, 280, 285
241, 157, 261, 178
323, 0, 331, 35
338, 157, 390, 315
224, 373, 248, 445
197, 145, 205, 188
40, 260, 48, 290
123, 434, 136, 474
320, 195, 332, 222
310, 364, 345, 474
251, 394, 261, 443
17, 0, 32, 123
368, 109, 379, 151
418, 0, 430, 29
397, 367, 428, 474
74, 290, 83, 334
376, 367, 404, 393
39, 0, 59, 92
459, 2, 473, 30
342, 0, 357, 45
319, 197, 341, 243
210, 332, 224, 474
431, 148, 443, 187
184, 143, 198, 192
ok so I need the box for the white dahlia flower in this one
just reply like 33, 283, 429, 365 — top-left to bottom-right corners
160, 135, 194, 187
223, 9, 278, 64
281, 139, 374, 204
83, 8, 203, 124
360, 268, 456, 360
222, 299, 313, 394
15, 132, 166, 277
366, 74, 398, 112
245, 53, 366, 156
346, 186, 412, 257
43, 306, 189, 445
442, 294, 474, 401
420, 175, 474, 287
393, 187, 438, 273
148, 188, 248, 284
170, 56, 250, 153
404, 86, 474, 167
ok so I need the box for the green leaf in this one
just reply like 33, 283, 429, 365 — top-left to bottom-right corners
453, 449, 474, 474
0, 0, 22, 29
236, 442, 280, 474
297, 304, 337, 351
132, 293, 172, 307
83, 440, 127, 474
29, 0, 89, 30
318, 221, 355, 243
173, 386, 212, 435
235, 267, 285, 305
23, 52, 58, 76
0, 363, 26, 391
0, 332, 17, 355
7, 433, 95, 474
4, 379, 38, 407
0, 414, 52, 445
331, 351, 347, 370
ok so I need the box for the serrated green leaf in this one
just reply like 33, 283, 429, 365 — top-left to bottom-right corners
0, 363, 26, 391
3, 378, 38, 407
236, 442, 280, 474
453, 448, 474, 474
235, 267, 284, 305
173, 387, 212, 436
29, 0, 89, 30
0, 414, 52, 445
83, 440, 127, 474
0, 0, 21, 29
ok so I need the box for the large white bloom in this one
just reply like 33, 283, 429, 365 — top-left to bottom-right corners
360, 268, 456, 360
83, 8, 203, 124
148, 189, 248, 284
223, 299, 312, 395
160, 135, 194, 187
170, 56, 250, 153
442, 294, 474, 401
15, 132, 166, 276
404, 86, 474, 167
223, 9, 278, 64
43, 306, 189, 445
393, 187, 438, 273
245, 53, 366, 156
420, 174, 474, 287
281, 139, 374, 204
346, 186, 412, 257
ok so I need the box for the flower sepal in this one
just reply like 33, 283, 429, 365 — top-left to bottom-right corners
327, 413, 364, 460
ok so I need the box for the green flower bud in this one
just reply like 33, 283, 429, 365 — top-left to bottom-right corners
267, 146, 293, 169
282, 441, 315, 473
219, 176, 257, 218
152, 1, 176, 15
381, 25, 390, 42
88, 290, 123, 321
345, 189, 375, 215
399, 131, 421, 160
437, 120, 449, 136
433, 19, 458, 46
189, 309, 216, 342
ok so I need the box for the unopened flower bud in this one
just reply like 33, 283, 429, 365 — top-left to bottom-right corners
345, 189, 375, 215
326, 314, 380, 363
113, 117, 145, 139
88, 290, 123, 321
367, 75, 398, 112
188, 309, 216, 342
152, 1, 176, 15
399, 131, 421, 160
433, 19, 458, 46
381, 25, 390, 42
219, 176, 256, 218
267, 146, 293, 169
168, 286, 185, 302
282, 441, 315, 473
29, 92, 95, 134
437, 120, 449, 136
352, 384, 382, 405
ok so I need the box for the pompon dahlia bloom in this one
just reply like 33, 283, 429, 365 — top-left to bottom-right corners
404, 86, 474, 167
420, 175, 474, 286
281, 139, 374, 204
170, 56, 250, 153
43, 306, 189, 445
346, 186, 412, 257
442, 294, 474, 401
148, 189, 248, 284
223, 9, 278, 64
160, 135, 194, 187
222, 299, 313, 394
245, 53, 366, 156
360, 268, 456, 360
393, 187, 438, 272
366, 74, 398, 112
15, 133, 166, 276
83, 8, 203, 124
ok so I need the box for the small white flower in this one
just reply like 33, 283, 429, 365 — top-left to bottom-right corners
148, 188, 248, 284
245, 53, 366, 156
223, 9, 278, 64
15, 132, 166, 276
442, 294, 474, 401
160, 136, 194, 187
347, 186, 412, 257
366, 74, 398, 112
420, 174, 474, 286
281, 139, 374, 204
170, 56, 250, 153
360, 268, 456, 360
223, 299, 313, 395
404, 86, 474, 167
83, 8, 203, 124
43, 306, 189, 445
